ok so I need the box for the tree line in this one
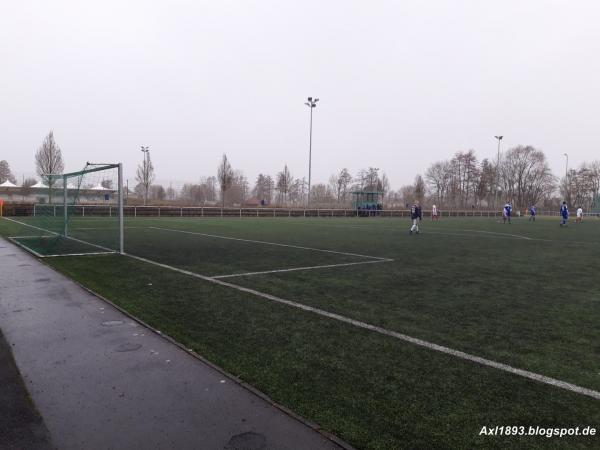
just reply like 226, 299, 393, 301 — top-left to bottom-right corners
413, 146, 600, 210
4, 131, 600, 210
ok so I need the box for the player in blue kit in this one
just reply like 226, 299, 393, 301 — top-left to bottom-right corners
560, 201, 569, 226
502, 202, 512, 224
529, 205, 537, 221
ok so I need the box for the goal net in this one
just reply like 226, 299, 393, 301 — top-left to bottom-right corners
9, 163, 124, 257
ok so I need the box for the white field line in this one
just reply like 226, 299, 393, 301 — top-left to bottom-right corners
42, 251, 116, 258
72, 226, 144, 230
9, 235, 113, 258
7, 235, 55, 240
212, 258, 393, 279
2, 217, 116, 254
123, 252, 600, 401
462, 229, 533, 240
282, 221, 600, 245
7, 237, 46, 258
149, 226, 388, 260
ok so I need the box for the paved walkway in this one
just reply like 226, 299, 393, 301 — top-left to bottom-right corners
0, 239, 344, 450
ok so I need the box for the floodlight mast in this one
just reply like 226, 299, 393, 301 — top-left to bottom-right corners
494, 135, 503, 208
564, 153, 569, 203
305, 97, 319, 207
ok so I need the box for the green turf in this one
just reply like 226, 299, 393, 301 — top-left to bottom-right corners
1, 215, 599, 449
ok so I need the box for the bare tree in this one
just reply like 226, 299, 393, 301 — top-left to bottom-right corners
563, 163, 600, 210
414, 175, 426, 204
333, 168, 353, 206
135, 151, 155, 205
227, 171, 249, 205
449, 150, 479, 207
310, 183, 334, 206
425, 161, 452, 205
364, 167, 380, 191
180, 177, 218, 205
166, 184, 176, 201
475, 158, 496, 206
150, 184, 166, 201
276, 165, 293, 205
35, 131, 65, 202
499, 145, 556, 208
217, 154, 234, 207
399, 184, 416, 207
19, 177, 37, 201
0, 160, 17, 184
253, 173, 275, 204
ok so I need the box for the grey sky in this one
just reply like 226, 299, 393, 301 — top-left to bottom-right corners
2, 0, 599, 189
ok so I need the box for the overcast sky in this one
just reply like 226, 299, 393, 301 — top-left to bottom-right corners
1, 0, 599, 189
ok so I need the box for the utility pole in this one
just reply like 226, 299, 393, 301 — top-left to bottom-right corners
564, 153, 569, 203
494, 136, 503, 208
304, 97, 319, 207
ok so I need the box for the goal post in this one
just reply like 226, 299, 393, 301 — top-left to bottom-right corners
8, 162, 125, 257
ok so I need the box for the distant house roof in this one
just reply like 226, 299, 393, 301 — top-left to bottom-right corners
0, 180, 17, 187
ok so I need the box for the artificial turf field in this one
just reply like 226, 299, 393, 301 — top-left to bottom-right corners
1, 214, 599, 449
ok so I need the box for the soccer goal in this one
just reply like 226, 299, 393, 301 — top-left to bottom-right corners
8, 163, 124, 257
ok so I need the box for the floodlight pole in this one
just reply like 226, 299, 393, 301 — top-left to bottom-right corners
494, 135, 503, 209
305, 97, 319, 207
118, 163, 124, 254
564, 153, 569, 202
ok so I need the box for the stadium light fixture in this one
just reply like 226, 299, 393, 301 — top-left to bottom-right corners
305, 97, 319, 207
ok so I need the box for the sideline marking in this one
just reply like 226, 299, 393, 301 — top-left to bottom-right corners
213, 258, 393, 279
124, 252, 600, 401
149, 226, 388, 260
463, 229, 533, 240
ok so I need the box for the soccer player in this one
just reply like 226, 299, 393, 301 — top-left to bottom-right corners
502, 202, 512, 224
560, 201, 569, 226
431, 204, 439, 221
576, 206, 583, 223
409, 201, 422, 234
529, 205, 537, 221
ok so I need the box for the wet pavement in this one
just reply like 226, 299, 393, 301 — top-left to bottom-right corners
0, 239, 345, 450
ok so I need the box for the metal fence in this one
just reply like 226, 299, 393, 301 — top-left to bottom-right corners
3, 203, 599, 219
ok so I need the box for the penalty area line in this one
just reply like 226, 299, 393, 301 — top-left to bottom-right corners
124, 251, 600, 401
149, 226, 388, 260
212, 258, 394, 279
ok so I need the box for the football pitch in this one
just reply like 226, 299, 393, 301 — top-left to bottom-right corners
1, 215, 599, 449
